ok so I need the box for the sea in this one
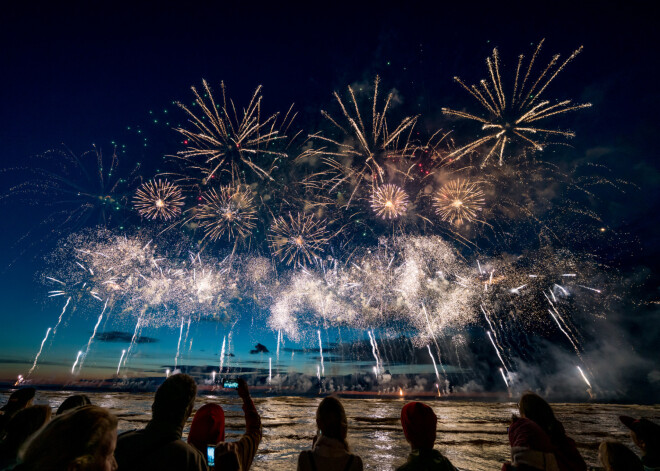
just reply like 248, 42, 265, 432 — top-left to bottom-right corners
2, 390, 659, 470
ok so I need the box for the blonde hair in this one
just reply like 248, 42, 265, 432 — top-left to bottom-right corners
20, 405, 117, 471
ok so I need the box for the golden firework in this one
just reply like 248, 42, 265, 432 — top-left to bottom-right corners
196, 186, 257, 241
302, 76, 418, 207
133, 179, 185, 221
268, 213, 330, 266
174, 80, 292, 184
442, 39, 591, 167
371, 184, 409, 219
433, 179, 485, 225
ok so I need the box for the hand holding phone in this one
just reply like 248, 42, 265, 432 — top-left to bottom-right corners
223, 380, 239, 389
207, 445, 215, 467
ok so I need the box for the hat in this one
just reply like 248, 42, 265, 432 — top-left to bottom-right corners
401, 402, 437, 450
187, 403, 225, 455
620, 415, 660, 443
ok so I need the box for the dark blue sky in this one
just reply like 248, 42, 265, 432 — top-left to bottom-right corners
0, 1, 658, 395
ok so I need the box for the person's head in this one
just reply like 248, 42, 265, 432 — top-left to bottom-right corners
517, 392, 563, 440
187, 403, 225, 456
507, 417, 553, 451
152, 373, 197, 427
2, 405, 51, 454
316, 396, 348, 443
20, 405, 117, 471
57, 394, 92, 415
598, 439, 643, 471
1, 387, 36, 413
400, 401, 437, 450
619, 415, 660, 454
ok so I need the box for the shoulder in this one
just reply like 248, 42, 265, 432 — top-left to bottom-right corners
349, 453, 364, 470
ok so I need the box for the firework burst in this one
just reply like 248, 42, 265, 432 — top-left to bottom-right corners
196, 186, 257, 242
433, 179, 485, 226
268, 212, 330, 266
442, 39, 591, 166
302, 76, 418, 207
371, 184, 409, 219
133, 179, 184, 221
172, 80, 292, 185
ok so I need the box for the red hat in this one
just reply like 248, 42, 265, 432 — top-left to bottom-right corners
508, 417, 554, 451
401, 402, 437, 450
620, 416, 660, 444
188, 403, 225, 456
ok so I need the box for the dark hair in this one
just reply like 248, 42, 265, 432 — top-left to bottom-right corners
1, 388, 36, 413
316, 396, 348, 447
518, 392, 565, 443
20, 405, 117, 471
57, 394, 92, 415
1, 405, 51, 458
599, 439, 643, 471
152, 373, 197, 424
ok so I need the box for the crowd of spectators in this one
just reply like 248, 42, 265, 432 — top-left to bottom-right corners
1, 379, 657, 470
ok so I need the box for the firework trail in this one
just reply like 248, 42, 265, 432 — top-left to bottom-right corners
268, 357, 272, 384
317, 330, 325, 376
499, 367, 510, 388
71, 350, 83, 375
276, 330, 281, 364
368, 330, 381, 375
219, 336, 226, 373
52, 296, 71, 335
27, 327, 52, 377
487, 331, 510, 374
443, 39, 591, 166
117, 349, 126, 375
174, 317, 184, 369
427, 345, 441, 383
577, 365, 592, 388
123, 317, 142, 369
77, 300, 108, 373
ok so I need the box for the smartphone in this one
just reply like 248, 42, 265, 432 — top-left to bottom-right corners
207, 445, 215, 466
223, 380, 239, 389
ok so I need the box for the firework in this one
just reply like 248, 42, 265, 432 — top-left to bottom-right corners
172, 80, 290, 184
133, 179, 184, 221
433, 179, 485, 225
442, 40, 591, 166
196, 186, 257, 241
302, 76, 418, 207
268, 212, 330, 267
371, 184, 409, 219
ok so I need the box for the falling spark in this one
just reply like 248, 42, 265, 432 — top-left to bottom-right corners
442, 39, 591, 166
71, 350, 83, 375
117, 349, 126, 375
27, 327, 52, 377
211, 371, 216, 383
123, 317, 142, 368
578, 284, 602, 293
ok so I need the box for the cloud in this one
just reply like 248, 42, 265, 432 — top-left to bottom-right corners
249, 343, 269, 354
95, 331, 159, 344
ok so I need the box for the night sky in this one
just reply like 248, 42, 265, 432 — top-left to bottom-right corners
0, 2, 658, 399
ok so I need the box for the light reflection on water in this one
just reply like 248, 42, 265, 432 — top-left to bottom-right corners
3, 391, 659, 470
